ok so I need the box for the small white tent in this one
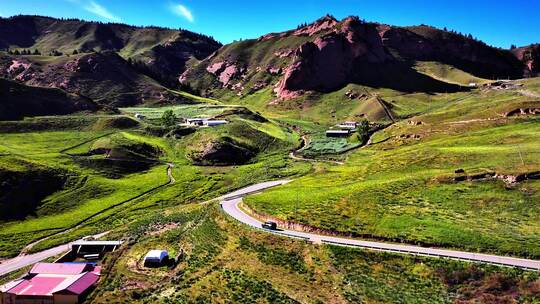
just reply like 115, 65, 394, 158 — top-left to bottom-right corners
144, 250, 169, 266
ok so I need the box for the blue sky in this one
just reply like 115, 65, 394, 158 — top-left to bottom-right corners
1, 0, 538, 48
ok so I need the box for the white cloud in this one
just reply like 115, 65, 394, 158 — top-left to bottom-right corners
170, 4, 194, 23
84, 1, 121, 22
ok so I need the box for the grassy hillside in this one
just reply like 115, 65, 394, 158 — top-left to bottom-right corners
86, 203, 539, 303
413, 61, 490, 86
245, 81, 540, 258
0, 106, 307, 258
0, 78, 97, 120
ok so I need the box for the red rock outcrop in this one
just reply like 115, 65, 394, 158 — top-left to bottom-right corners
205, 61, 244, 87
1, 52, 186, 106
512, 44, 540, 76
293, 15, 338, 36
274, 17, 389, 99
180, 15, 530, 101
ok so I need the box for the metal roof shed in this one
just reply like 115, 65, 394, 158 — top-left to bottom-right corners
144, 250, 169, 264
326, 130, 351, 137
205, 120, 228, 126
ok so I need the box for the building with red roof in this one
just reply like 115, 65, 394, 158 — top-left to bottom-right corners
0, 263, 100, 304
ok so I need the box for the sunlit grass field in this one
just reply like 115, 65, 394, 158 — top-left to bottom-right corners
0, 105, 308, 258
245, 90, 540, 258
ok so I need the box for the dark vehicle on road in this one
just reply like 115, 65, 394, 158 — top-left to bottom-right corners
262, 221, 277, 230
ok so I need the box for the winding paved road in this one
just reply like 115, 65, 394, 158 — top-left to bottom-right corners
3, 179, 538, 278
220, 180, 540, 271
0, 232, 109, 277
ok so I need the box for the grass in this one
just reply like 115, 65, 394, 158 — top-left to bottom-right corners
0, 106, 308, 258
245, 89, 540, 258
119, 104, 236, 120
88, 203, 540, 304
413, 61, 490, 86
299, 134, 361, 157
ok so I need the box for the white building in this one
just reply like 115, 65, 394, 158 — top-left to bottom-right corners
144, 250, 169, 266
336, 121, 358, 130
185, 118, 227, 127
205, 120, 228, 127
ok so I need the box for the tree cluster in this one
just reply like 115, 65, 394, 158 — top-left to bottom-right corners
161, 110, 177, 127
6, 49, 41, 55
356, 119, 370, 143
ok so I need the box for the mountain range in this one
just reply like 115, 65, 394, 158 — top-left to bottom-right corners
0, 14, 538, 116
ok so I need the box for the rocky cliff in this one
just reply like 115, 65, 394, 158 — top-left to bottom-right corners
180, 15, 528, 101
0, 51, 188, 107
512, 44, 540, 76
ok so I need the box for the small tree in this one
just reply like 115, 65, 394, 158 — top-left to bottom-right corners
72, 49, 79, 55
33, 49, 40, 55
161, 110, 177, 127
356, 119, 370, 143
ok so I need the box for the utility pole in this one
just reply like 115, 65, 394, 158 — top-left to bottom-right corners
517, 145, 525, 166
295, 191, 299, 220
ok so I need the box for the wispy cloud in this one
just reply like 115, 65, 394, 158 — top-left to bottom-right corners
83, 1, 121, 22
170, 4, 194, 23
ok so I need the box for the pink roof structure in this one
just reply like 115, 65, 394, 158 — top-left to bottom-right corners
29, 262, 91, 275
2, 262, 100, 299
8, 276, 66, 296
52, 272, 99, 295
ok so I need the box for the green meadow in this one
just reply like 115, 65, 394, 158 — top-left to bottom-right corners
245, 88, 540, 258
88, 203, 539, 303
0, 105, 308, 258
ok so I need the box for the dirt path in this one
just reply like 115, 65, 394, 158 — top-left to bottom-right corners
443, 117, 500, 125
375, 97, 396, 122
59, 131, 116, 154
167, 162, 175, 184
518, 89, 540, 99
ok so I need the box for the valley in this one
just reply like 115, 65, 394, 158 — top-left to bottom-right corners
0, 12, 539, 304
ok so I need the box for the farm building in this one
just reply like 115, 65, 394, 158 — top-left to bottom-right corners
326, 130, 351, 137
185, 118, 228, 127
186, 118, 206, 126
205, 120, 228, 127
134, 113, 146, 120
336, 121, 358, 130
0, 263, 100, 304
71, 240, 122, 259
144, 250, 169, 267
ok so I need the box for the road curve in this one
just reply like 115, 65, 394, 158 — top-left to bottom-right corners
220, 180, 540, 271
